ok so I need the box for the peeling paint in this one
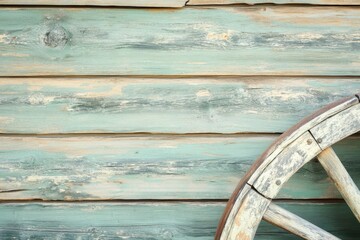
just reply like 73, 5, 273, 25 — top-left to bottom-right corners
206, 31, 233, 41
28, 94, 55, 105
1, 53, 29, 57
0, 117, 14, 124
75, 85, 123, 98
196, 89, 211, 97
0, 34, 8, 43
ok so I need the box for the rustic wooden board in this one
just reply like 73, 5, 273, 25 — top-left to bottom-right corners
0, 0, 187, 7
0, 202, 358, 239
1, 7, 360, 76
0, 77, 359, 134
0, 135, 358, 200
188, 0, 360, 5
1, 0, 358, 6
0, 0, 357, 6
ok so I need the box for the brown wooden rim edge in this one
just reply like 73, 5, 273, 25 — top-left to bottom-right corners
214, 94, 360, 240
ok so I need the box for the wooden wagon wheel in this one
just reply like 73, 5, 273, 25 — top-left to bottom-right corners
215, 94, 360, 240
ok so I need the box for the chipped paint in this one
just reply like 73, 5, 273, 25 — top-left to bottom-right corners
0, 117, 14, 124
75, 85, 123, 98
28, 94, 55, 105
262, 90, 313, 102
1, 53, 30, 57
196, 89, 211, 97
0, 7, 359, 76
206, 31, 233, 41
0, 34, 8, 43
0, 135, 357, 200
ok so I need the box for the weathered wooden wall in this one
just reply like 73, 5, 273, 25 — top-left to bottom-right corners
0, 0, 359, 239
1, 7, 360, 76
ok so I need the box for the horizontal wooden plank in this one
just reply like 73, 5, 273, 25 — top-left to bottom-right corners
0, 0, 357, 6
188, 0, 360, 5
0, 0, 187, 7
0, 77, 359, 134
1, 7, 360, 76
0, 135, 358, 200
0, 202, 358, 239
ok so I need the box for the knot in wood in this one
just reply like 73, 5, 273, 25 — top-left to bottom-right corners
42, 26, 70, 48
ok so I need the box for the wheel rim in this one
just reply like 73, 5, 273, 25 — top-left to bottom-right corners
216, 94, 360, 240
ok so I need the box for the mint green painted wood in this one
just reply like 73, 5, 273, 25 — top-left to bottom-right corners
257, 202, 360, 240
1, 7, 360, 76
1, 0, 358, 6
0, 135, 358, 200
0, 0, 187, 7
0, 202, 357, 239
188, 0, 360, 5
0, 77, 359, 134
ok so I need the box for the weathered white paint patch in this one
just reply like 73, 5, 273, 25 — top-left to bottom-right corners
0, 116, 14, 124
0, 34, 8, 43
119, 100, 130, 106
75, 85, 123, 98
26, 175, 70, 184
263, 90, 313, 102
158, 143, 178, 148
245, 110, 259, 114
206, 30, 233, 41
296, 33, 323, 41
196, 89, 211, 97
28, 85, 43, 91
28, 94, 55, 105
1, 53, 30, 57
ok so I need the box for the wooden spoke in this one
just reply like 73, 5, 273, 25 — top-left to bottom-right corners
263, 203, 340, 240
317, 147, 360, 222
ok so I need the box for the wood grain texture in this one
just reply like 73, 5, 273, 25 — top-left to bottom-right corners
317, 147, 360, 222
0, 135, 359, 200
226, 189, 270, 240
1, 7, 360, 76
0, 202, 358, 240
0, 77, 359, 134
219, 184, 252, 240
1, 0, 359, 6
188, 0, 360, 5
311, 103, 360, 149
0, 0, 187, 7
264, 203, 340, 240
215, 95, 360, 239
246, 96, 359, 186
253, 132, 321, 199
